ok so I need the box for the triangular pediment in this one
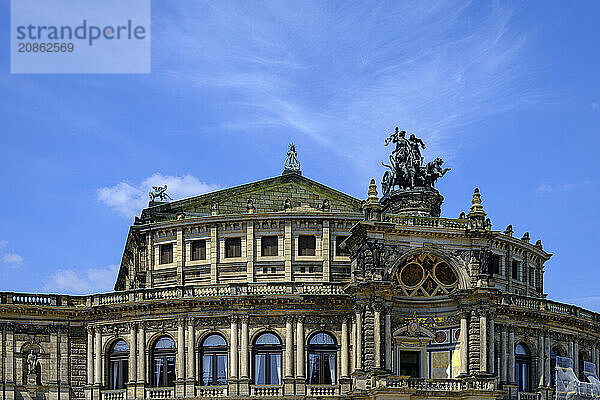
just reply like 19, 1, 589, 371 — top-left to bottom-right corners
138, 173, 361, 222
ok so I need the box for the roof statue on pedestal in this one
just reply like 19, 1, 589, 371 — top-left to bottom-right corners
283, 143, 301, 175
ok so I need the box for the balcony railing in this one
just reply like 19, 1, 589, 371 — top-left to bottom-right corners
101, 389, 126, 400
383, 377, 497, 392
196, 385, 228, 397
307, 384, 338, 396
145, 387, 174, 399
382, 214, 469, 229
250, 385, 282, 396
495, 293, 600, 322
517, 392, 539, 400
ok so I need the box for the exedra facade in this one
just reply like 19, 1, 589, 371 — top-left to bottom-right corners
1, 133, 599, 400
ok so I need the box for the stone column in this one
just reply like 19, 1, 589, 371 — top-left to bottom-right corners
341, 317, 349, 378
480, 312, 488, 373
285, 317, 294, 378
240, 316, 250, 396
538, 332, 545, 387
385, 310, 392, 371
508, 328, 515, 383
94, 328, 102, 385
355, 307, 363, 371
284, 220, 292, 281
374, 305, 382, 369
322, 220, 330, 281
128, 323, 137, 399
489, 317, 495, 374
87, 327, 94, 386
459, 312, 469, 376
544, 335, 550, 387
573, 339, 579, 376
186, 319, 196, 396
138, 323, 146, 387
351, 317, 356, 373
176, 227, 184, 285
296, 317, 305, 379
246, 222, 254, 282
501, 325, 507, 383
176, 319, 186, 397
210, 225, 218, 284
230, 317, 238, 380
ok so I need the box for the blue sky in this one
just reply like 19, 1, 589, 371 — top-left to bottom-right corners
0, 1, 599, 311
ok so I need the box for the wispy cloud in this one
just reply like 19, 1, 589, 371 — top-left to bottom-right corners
43, 265, 118, 295
592, 101, 599, 110
152, 1, 534, 173
536, 180, 592, 193
0, 240, 24, 267
97, 173, 221, 218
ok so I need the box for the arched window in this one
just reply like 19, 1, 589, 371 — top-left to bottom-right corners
151, 336, 176, 387
108, 339, 129, 390
200, 334, 228, 386
253, 333, 282, 385
307, 332, 337, 385
550, 347, 561, 388
515, 344, 531, 392
578, 351, 590, 381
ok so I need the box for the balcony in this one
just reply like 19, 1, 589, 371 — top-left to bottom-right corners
517, 392, 539, 400
382, 377, 497, 392
250, 385, 282, 396
101, 390, 126, 400
145, 387, 174, 399
307, 384, 339, 396
196, 385, 228, 397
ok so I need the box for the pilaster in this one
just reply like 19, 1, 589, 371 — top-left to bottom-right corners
186, 319, 196, 397
322, 220, 330, 281
246, 221, 254, 282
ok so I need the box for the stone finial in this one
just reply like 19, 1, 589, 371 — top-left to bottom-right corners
535, 239, 543, 249
467, 187, 486, 229
521, 232, 530, 242
484, 218, 492, 230
283, 143, 301, 175
211, 202, 219, 216
321, 199, 330, 212
366, 179, 379, 204
364, 179, 382, 221
246, 199, 255, 214
284, 198, 292, 212
459, 212, 466, 219
504, 225, 514, 236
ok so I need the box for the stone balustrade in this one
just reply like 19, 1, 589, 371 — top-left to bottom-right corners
383, 377, 497, 392
250, 385, 282, 396
307, 384, 338, 396
145, 388, 174, 399
101, 389, 126, 400
517, 392, 539, 400
196, 385, 228, 397
495, 293, 600, 322
382, 214, 469, 229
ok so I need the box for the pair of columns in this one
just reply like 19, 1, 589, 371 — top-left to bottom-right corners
458, 310, 495, 376
352, 305, 392, 372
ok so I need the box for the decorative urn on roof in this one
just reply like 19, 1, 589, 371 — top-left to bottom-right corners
379, 127, 450, 217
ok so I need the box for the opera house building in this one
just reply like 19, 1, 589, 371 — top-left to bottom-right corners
1, 137, 599, 400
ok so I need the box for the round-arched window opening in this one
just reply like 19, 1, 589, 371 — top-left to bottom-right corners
394, 253, 458, 297
435, 262, 457, 286
515, 344, 531, 392
200, 334, 228, 386
151, 336, 176, 387
108, 339, 129, 390
307, 332, 337, 385
550, 347, 562, 388
253, 333, 282, 385
401, 264, 423, 287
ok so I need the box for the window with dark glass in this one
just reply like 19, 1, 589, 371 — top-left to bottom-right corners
335, 236, 349, 257
200, 334, 228, 386
307, 332, 337, 385
253, 333, 282, 385
191, 240, 207, 261
225, 237, 242, 258
515, 343, 530, 392
108, 339, 129, 390
400, 351, 420, 378
512, 261, 519, 280
160, 244, 173, 264
550, 347, 561, 388
578, 351, 590, 380
261, 236, 278, 257
298, 235, 316, 256
151, 336, 176, 387
488, 254, 500, 275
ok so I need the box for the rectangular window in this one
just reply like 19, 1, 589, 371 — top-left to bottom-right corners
191, 240, 206, 261
298, 235, 316, 256
225, 237, 242, 258
512, 261, 519, 280
335, 235, 349, 256
159, 244, 173, 264
400, 351, 420, 378
261, 236, 278, 257
488, 254, 500, 275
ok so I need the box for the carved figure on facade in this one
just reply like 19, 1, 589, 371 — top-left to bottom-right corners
283, 143, 301, 173
381, 127, 450, 194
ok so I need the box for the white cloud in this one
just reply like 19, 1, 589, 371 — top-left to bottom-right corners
0, 240, 24, 267
97, 173, 221, 218
592, 102, 599, 110
3, 253, 24, 265
43, 265, 119, 295
536, 180, 591, 193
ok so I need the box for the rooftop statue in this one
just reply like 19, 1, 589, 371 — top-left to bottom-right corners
149, 185, 172, 202
381, 127, 450, 195
283, 143, 301, 174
